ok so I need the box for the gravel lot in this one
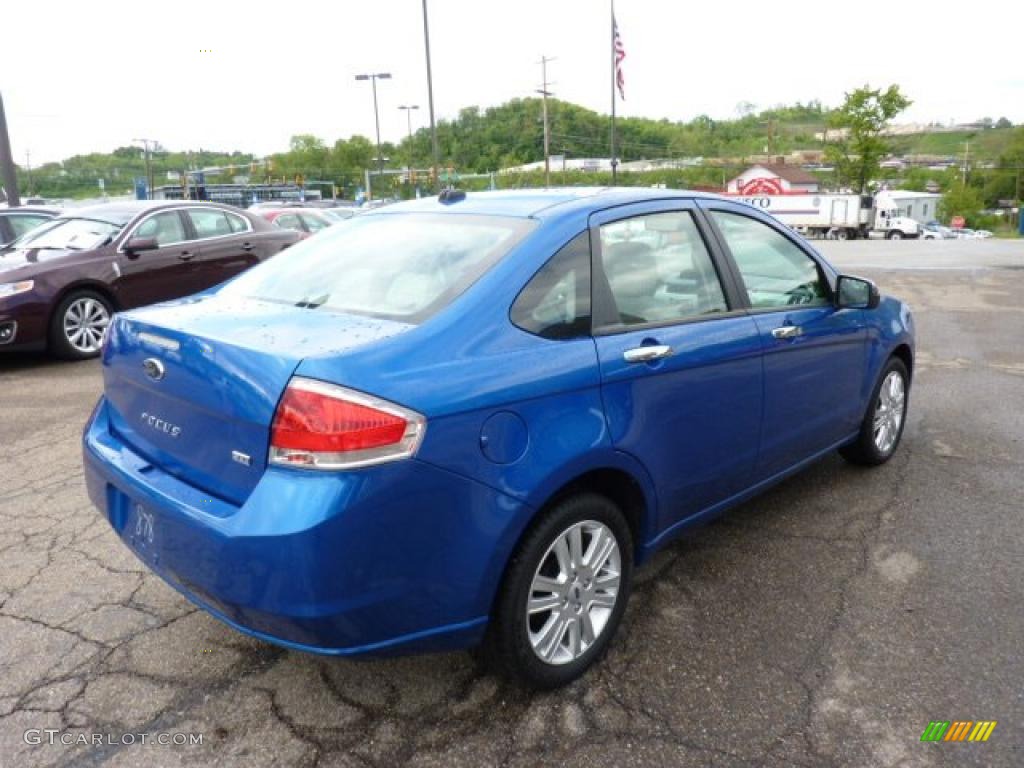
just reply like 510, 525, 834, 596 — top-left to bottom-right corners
1, 239, 1022, 767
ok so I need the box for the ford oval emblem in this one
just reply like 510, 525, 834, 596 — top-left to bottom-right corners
143, 358, 165, 381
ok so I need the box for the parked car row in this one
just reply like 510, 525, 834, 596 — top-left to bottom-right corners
920, 220, 993, 240
0, 201, 299, 358
251, 206, 354, 239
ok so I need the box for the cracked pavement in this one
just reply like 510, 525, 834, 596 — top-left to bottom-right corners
1, 240, 1022, 767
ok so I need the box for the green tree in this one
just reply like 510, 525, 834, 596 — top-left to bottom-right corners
824, 84, 912, 193
938, 184, 984, 226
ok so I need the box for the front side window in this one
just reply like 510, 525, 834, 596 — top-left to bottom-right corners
598, 210, 727, 327
134, 211, 187, 246
220, 213, 535, 322
511, 232, 590, 339
711, 211, 830, 309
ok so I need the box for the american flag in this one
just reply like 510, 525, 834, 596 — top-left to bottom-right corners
613, 13, 626, 100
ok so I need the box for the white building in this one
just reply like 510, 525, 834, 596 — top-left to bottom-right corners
726, 164, 820, 195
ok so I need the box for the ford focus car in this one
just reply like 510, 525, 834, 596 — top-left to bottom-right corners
83, 188, 913, 687
0, 201, 299, 359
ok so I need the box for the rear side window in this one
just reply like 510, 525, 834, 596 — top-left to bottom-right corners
274, 213, 303, 231
9, 214, 52, 238
220, 213, 536, 322
188, 209, 234, 238
598, 211, 728, 327
300, 213, 331, 233
511, 232, 591, 339
226, 212, 250, 233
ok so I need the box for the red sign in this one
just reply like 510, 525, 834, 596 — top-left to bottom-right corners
739, 177, 784, 195
951, 216, 965, 229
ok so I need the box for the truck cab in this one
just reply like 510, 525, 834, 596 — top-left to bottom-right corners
872, 193, 920, 240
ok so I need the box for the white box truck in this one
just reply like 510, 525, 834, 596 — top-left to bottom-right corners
730, 190, 920, 240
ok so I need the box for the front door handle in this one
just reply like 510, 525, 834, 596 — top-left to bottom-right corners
241, 242, 255, 252
624, 345, 673, 363
178, 250, 195, 261
772, 325, 802, 339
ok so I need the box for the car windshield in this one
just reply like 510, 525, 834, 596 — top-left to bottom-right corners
16, 217, 122, 251
220, 212, 535, 322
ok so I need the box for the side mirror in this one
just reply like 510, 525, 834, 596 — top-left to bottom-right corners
123, 236, 159, 255
837, 275, 880, 309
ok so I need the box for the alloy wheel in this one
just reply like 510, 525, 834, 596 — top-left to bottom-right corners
873, 370, 905, 455
63, 297, 110, 355
526, 520, 621, 665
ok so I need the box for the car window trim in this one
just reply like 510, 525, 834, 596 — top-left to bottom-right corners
697, 200, 839, 313
586, 199, 745, 336
118, 205, 253, 253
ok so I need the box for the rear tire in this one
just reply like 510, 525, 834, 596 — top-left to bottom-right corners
484, 492, 633, 689
49, 290, 113, 360
840, 357, 909, 466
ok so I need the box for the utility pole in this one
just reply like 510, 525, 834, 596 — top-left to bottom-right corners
0, 92, 20, 207
133, 138, 157, 199
25, 150, 32, 196
536, 56, 555, 187
422, 0, 440, 191
962, 140, 970, 190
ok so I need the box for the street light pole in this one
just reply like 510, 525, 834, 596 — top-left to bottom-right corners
421, 0, 440, 189
355, 72, 392, 189
398, 105, 419, 177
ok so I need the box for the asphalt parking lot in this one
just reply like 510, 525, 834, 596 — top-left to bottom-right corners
1, 238, 1022, 768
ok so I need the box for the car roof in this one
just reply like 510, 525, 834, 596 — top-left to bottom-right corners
0, 206, 61, 216
369, 187, 724, 219
59, 200, 243, 226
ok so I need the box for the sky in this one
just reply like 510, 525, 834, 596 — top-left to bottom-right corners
4, 0, 1022, 166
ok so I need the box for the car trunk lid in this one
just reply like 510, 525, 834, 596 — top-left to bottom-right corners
102, 295, 414, 505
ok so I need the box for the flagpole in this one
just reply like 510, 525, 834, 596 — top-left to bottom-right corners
610, 0, 618, 184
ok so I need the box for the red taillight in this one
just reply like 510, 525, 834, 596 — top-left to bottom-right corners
269, 378, 426, 469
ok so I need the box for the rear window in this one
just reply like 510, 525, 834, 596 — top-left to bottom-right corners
220, 213, 535, 322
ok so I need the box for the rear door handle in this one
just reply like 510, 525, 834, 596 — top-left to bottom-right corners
178, 250, 195, 261
772, 325, 802, 339
241, 242, 254, 252
624, 345, 673, 363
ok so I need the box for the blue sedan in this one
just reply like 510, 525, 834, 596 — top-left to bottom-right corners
83, 188, 914, 687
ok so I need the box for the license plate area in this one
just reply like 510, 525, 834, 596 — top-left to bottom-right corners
125, 500, 160, 564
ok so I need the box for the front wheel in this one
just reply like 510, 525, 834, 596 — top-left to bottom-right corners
485, 493, 633, 688
49, 290, 113, 360
840, 357, 909, 465
887, 230, 904, 240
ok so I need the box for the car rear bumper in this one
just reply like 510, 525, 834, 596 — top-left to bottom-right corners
83, 397, 531, 655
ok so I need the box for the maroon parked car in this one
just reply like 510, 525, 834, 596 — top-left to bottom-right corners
0, 201, 299, 359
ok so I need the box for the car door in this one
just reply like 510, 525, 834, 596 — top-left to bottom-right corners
185, 207, 260, 289
590, 201, 764, 535
115, 209, 201, 308
701, 202, 868, 480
